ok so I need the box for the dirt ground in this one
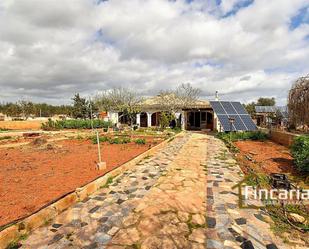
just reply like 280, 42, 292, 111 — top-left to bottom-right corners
0, 137, 162, 227
234, 140, 295, 175
0, 120, 44, 130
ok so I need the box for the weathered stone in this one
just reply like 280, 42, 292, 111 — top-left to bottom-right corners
189, 228, 207, 244
178, 211, 190, 222
141, 236, 162, 249
206, 217, 216, 228
121, 215, 138, 228
288, 213, 306, 224
111, 227, 140, 245
138, 216, 162, 237
191, 214, 205, 226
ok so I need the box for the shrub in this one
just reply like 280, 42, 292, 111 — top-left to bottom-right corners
41, 118, 59, 131
109, 137, 122, 144
135, 138, 146, 144
91, 136, 110, 144
122, 137, 131, 144
291, 136, 309, 172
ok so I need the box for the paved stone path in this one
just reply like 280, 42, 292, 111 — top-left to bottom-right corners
20, 132, 295, 249
105, 132, 207, 249
205, 135, 288, 249
21, 132, 208, 248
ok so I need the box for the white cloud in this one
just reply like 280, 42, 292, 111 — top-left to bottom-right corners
0, 0, 308, 105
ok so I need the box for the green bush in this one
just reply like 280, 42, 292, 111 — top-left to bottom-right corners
91, 136, 132, 144
122, 137, 131, 144
91, 136, 110, 144
135, 138, 146, 144
42, 119, 111, 130
217, 131, 268, 142
291, 136, 309, 172
109, 137, 122, 144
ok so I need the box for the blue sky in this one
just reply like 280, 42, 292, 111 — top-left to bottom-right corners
0, 0, 308, 105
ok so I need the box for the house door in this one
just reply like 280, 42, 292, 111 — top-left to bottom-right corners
194, 112, 201, 128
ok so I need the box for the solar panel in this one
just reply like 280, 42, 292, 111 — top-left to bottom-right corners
210, 100, 257, 131
231, 102, 248, 114
216, 114, 232, 131
210, 101, 226, 114
221, 102, 237, 114
229, 114, 247, 130
240, 115, 257, 131
255, 106, 276, 113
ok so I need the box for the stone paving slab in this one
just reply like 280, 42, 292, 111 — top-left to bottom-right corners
21, 133, 190, 248
205, 135, 290, 249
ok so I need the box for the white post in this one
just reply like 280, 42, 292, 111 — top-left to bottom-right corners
147, 112, 152, 127
181, 111, 185, 130
136, 113, 141, 127
96, 130, 101, 163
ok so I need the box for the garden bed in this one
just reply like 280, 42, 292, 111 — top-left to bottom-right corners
0, 134, 164, 228
234, 140, 295, 175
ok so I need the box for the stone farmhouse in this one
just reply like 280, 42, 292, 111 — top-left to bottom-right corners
107, 95, 257, 132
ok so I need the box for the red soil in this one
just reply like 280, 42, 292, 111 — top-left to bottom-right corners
234, 140, 295, 175
0, 138, 160, 227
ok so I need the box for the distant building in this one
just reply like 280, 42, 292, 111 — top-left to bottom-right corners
255, 106, 288, 128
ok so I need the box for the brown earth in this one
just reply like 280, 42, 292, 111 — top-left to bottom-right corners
234, 140, 295, 174
0, 137, 162, 227
0, 120, 43, 130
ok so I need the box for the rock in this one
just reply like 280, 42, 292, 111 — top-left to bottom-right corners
178, 211, 189, 222
245, 155, 252, 161
188, 228, 207, 243
226, 159, 236, 164
289, 213, 306, 224
122, 214, 139, 227
111, 227, 140, 245
191, 214, 205, 226
141, 236, 162, 249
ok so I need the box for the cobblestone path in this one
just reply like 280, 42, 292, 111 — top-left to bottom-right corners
21, 132, 208, 249
205, 135, 288, 249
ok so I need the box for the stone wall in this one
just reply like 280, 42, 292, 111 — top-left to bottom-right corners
268, 129, 299, 147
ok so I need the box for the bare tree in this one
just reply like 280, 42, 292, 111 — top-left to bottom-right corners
157, 83, 201, 111
157, 83, 201, 128
95, 88, 143, 126
288, 75, 309, 131
175, 83, 201, 107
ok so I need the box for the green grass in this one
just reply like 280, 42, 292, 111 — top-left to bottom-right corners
100, 176, 114, 188
0, 135, 12, 140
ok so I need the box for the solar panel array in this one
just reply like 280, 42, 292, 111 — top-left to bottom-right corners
255, 106, 288, 118
210, 101, 257, 131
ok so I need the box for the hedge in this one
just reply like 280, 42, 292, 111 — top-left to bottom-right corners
216, 131, 268, 142
41, 119, 112, 130
291, 136, 309, 172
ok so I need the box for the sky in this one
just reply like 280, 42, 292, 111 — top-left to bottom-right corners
0, 0, 308, 105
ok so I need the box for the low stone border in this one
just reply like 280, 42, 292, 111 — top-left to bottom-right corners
0, 132, 184, 248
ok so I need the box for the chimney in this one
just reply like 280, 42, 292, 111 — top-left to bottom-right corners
215, 91, 219, 101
